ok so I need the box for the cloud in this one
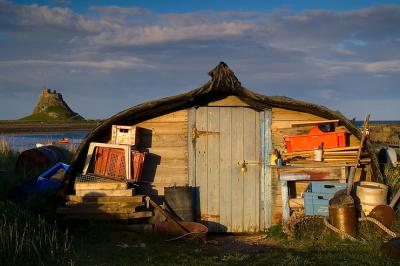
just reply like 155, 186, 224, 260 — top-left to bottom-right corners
363, 60, 400, 73
89, 5, 150, 16
0, 1, 399, 119
86, 21, 257, 46
0, 57, 152, 70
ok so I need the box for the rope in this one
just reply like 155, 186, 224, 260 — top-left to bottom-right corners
323, 216, 397, 241
323, 217, 358, 242
358, 216, 397, 238
165, 231, 205, 242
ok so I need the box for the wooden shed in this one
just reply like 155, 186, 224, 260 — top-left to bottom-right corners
65, 62, 382, 232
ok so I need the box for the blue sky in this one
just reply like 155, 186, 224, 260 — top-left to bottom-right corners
1, 0, 400, 120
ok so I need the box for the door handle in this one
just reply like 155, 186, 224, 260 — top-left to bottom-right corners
237, 160, 262, 173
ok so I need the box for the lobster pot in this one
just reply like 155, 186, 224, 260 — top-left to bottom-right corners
329, 204, 357, 238
356, 181, 388, 215
164, 186, 194, 221
132, 151, 147, 182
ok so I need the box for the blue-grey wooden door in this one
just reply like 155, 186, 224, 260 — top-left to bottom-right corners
191, 106, 262, 232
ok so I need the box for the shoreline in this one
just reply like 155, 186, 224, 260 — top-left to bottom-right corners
0, 121, 99, 134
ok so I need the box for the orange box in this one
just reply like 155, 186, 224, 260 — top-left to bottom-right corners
284, 126, 347, 152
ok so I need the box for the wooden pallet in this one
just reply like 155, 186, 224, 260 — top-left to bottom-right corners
58, 180, 153, 222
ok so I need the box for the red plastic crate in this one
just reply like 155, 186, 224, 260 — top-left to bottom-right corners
284, 126, 347, 152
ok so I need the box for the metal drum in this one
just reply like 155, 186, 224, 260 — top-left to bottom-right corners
164, 186, 194, 221
329, 204, 357, 238
16, 145, 69, 172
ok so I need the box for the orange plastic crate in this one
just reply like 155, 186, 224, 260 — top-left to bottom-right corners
284, 126, 347, 152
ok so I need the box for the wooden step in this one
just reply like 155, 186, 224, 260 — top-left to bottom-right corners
66, 195, 144, 203
59, 211, 153, 220
75, 182, 128, 190
65, 202, 144, 209
75, 188, 135, 197
57, 207, 137, 214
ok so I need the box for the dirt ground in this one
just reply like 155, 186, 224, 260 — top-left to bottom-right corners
207, 233, 283, 253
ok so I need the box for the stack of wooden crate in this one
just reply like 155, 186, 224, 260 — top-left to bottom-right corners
57, 177, 153, 222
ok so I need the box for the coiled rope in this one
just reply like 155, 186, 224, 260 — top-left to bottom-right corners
323, 216, 397, 241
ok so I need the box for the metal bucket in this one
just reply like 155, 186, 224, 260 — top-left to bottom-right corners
164, 186, 194, 221
329, 204, 357, 238
356, 181, 388, 215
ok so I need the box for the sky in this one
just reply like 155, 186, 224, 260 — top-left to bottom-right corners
0, 1, 400, 120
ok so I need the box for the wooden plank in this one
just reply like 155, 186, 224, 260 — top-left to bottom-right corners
139, 134, 187, 148
231, 108, 244, 232
75, 188, 135, 197
219, 107, 232, 232
279, 167, 343, 180
141, 110, 187, 123
208, 96, 249, 107
65, 202, 143, 208
150, 184, 189, 196
143, 147, 187, 159
140, 175, 188, 184
207, 107, 220, 232
75, 182, 127, 190
59, 211, 153, 220
188, 108, 196, 188
261, 110, 273, 229
134, 122, 186, 135
66, 195, 144, 203
290, 120, 339, 126
195, 107, 208, 225
243, 108, 257, 232
57, 207, 137, 214
272, 108, 325, 122
255, 110, 260, 232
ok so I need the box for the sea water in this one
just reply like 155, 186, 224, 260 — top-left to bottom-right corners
1, 131, 89, 151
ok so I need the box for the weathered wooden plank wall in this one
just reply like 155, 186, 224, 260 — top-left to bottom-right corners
133, 110, 188, 196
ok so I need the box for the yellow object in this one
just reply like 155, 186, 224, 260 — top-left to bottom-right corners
270, 154, 277, 166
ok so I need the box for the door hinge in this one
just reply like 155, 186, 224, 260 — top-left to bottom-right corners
192, 127, 220, 139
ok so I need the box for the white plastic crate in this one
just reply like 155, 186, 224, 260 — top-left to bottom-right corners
111, 125, 139, 145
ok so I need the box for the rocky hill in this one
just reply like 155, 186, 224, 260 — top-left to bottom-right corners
21, 88, 84, 121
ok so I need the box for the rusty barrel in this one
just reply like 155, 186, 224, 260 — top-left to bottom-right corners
329, 204, 357, 238
164, 186, 194, 221
16, 145, 70, 172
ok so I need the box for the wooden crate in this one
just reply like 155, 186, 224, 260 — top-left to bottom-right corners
111, 125, 139, 145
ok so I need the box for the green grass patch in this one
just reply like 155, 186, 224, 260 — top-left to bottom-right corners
0, 202, 72, 266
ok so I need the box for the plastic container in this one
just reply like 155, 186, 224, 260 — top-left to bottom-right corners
356, 181, 388, 215
111, 125, 139, 145
36, 162, 70, 191
304, 182, 347, 216
314, 149, 323, 161
284, 126, 346, 152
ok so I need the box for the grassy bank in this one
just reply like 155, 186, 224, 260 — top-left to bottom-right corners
1, 138, 399, 265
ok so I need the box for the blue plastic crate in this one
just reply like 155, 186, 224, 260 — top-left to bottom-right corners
304, 181, 346, 216
36, 162, 70, 191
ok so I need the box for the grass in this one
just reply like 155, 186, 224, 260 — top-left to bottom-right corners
0, 202, 72, 266
1, 139, 400, 265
